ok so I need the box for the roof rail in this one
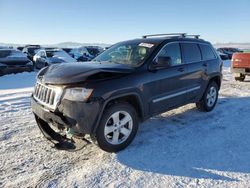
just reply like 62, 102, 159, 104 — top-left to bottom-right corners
185, 35, 200, 39
142, 33, 186, 38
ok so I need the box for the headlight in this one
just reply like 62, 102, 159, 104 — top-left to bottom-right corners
63, 87, 93, 102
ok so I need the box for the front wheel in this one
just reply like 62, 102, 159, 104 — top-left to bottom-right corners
95, 103, 139, 152
196, 81, 219, 112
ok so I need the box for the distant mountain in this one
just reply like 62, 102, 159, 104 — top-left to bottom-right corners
214, 43, 250, 50
53, 42, 111, 48
0, 42, 111, 48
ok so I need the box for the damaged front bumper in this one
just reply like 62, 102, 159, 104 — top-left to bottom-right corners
31, 96, 101, 149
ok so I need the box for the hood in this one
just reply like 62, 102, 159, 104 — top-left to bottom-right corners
38, 61, 135, 84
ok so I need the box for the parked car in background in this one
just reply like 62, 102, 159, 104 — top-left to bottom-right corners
0, 46, 9, 49
86, 46, 104, 56
104, 46, 111, 50
0, 49, 33, 76
62, 48, 73, 54
33, 48, 58, 62
33, 48, 76, 69
69, 47, 93, 61
17, 46, 24, 51
217, 48, 243, 59
24, 44, 41, 48
69, 46, 104, 61
231, 52, 250, 81
31, 33, 222, 152
216, 50, 229, 60
22, 45, 41, 61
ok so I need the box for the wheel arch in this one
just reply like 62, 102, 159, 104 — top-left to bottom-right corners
209, 75, 221, 89
92, 92, 144, 134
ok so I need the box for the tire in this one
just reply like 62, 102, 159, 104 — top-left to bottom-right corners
235, 74, 245, 82
196, 81, 219, 112
95, 102, 139, 152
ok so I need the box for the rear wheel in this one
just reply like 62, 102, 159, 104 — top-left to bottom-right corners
196, 81, 219, 112
235, 74, 245, 82
95, 103, 139, 152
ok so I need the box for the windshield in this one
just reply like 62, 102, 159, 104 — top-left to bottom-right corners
86, 47, 100, 56
94, 42, 155, 67
27, 47, 40, 55
46, 50, 65, 58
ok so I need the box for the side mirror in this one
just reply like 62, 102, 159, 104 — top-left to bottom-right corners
150, 56, 172, 70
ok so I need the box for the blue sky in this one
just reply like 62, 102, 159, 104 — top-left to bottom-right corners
0, 0, 250, 44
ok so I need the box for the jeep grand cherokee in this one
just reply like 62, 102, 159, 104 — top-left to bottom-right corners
31, 33, 222, 152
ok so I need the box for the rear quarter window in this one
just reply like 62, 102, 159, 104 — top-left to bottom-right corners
199, 44, 216, 60
181, 43, 202, 63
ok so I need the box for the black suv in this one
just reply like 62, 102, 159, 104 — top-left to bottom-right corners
31, 33, 222, 152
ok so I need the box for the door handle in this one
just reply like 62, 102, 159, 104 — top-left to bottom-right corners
177, 67, 184, 72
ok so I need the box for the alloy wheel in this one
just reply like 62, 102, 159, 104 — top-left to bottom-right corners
206, 86, 217, 107
104, 111, 133, 145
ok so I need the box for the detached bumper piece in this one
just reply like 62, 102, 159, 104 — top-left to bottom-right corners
35, 115, 91, 151
31, 97, 99, 151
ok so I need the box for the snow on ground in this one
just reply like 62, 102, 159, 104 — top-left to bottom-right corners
1, 61, 250, 187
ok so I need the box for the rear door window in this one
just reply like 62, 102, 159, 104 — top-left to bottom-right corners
199, 44, 216, 60
181, 43, 202, 63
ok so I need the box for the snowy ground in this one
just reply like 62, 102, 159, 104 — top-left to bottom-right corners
1, 61, 250, 187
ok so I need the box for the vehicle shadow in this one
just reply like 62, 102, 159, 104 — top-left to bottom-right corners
116, 96, 250, 181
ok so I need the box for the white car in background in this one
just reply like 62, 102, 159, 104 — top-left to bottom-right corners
33, 48, 76, 69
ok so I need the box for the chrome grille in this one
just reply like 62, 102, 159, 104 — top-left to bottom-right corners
33, 82, 63, 110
